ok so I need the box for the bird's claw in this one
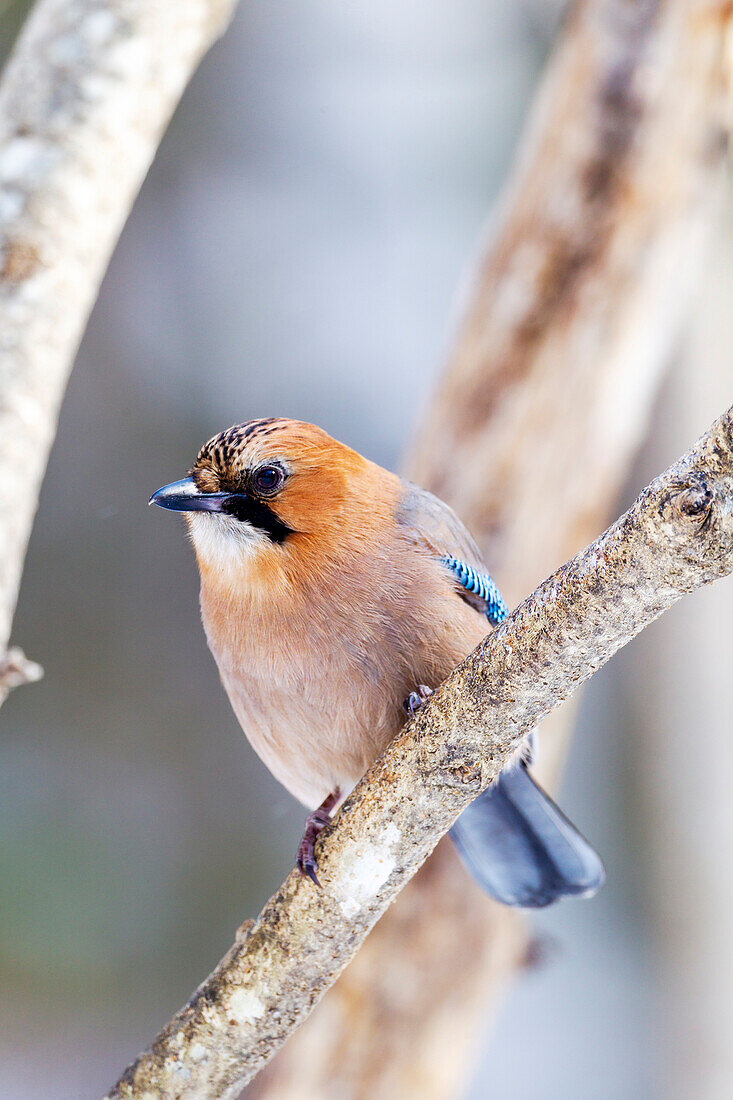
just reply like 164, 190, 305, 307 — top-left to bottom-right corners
297, 850, 321, 887
295, 790, 340, 887
403, 683, 433, 716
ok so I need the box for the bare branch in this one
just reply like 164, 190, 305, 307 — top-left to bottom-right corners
107, 405, 733, 1100
0, 0, 239, 699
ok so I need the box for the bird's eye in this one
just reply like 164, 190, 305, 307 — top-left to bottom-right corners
252, 464, 285, 495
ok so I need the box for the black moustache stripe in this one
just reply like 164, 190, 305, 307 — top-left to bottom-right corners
221, 494, 294, 544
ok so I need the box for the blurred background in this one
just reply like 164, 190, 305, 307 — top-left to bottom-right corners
1, 1, 732, 1096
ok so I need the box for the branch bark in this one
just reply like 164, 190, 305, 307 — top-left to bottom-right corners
259, 1, 733, 1095
107, 404, 733, 1100
0, 0, 239, 701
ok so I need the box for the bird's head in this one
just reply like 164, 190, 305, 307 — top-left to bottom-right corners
149, 418, 395, 573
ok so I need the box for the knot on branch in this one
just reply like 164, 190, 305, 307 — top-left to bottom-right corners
654, 458, 733, 582
676, 479, 713, 518
0, 646, 43, 703
662, 474, 715, 536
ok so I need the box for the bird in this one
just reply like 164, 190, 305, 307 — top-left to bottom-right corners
149, 417, 604, 907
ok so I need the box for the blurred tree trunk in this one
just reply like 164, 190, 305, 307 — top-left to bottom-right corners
625, 205, 733, 1100
254, 1, 733, 1097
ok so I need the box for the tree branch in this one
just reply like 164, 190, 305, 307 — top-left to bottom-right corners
0, 0, 239, 702
260, 2, 733, 1093
107, 404, 733, 1100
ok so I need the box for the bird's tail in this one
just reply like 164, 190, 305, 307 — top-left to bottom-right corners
450, 761, 605, 908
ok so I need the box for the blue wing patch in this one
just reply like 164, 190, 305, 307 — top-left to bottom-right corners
440, 554, 508, 626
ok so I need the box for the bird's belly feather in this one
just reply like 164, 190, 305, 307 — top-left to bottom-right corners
200, 559, 487, 809
216, 645, 403, 807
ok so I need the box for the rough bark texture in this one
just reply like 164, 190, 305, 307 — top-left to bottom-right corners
0, 0, 238, 696
258, 1, 733, 1096
106, 404, 733, 1100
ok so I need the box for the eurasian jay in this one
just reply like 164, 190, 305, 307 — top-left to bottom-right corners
150, 418, 604, 906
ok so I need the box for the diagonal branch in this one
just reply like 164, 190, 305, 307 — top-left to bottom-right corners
258, 3, 733, 1093
107, 404, 733, 1100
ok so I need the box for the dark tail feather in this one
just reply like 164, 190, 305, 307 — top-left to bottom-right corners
450, 762, 605, 908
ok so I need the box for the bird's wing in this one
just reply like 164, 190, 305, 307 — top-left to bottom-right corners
398, 484, 603, 907
396, 480, 508, 625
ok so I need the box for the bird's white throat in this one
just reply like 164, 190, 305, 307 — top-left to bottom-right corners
187, 512, 269, 572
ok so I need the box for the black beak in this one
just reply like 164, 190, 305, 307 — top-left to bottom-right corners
148, 477, 232, 513
149, 476, 294, 543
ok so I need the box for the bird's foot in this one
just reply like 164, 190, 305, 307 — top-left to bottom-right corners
296, 788, 340, 886
403, 683, 433, 716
